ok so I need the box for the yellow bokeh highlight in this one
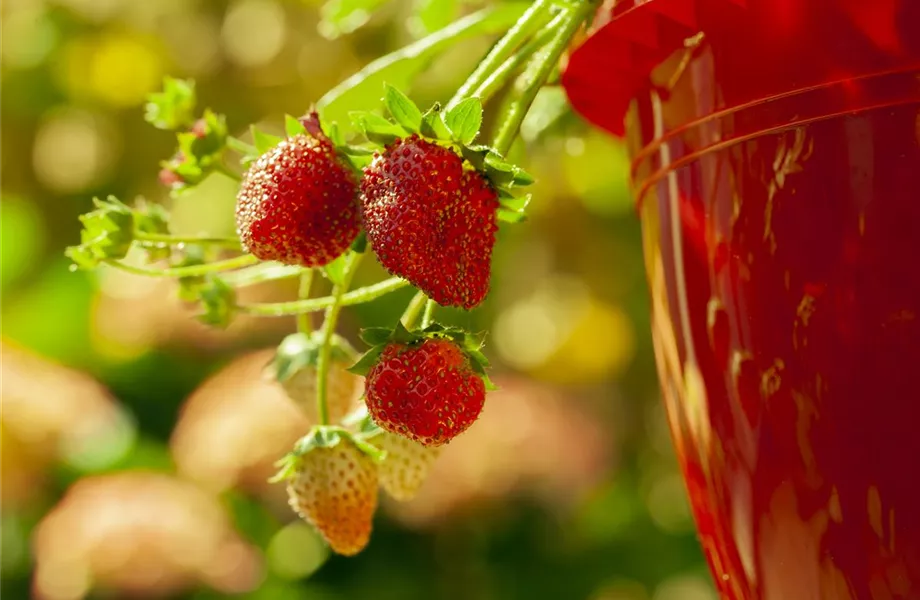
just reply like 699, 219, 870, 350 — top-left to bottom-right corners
57, 32, 164, 107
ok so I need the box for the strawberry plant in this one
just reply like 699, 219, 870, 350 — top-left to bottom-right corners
66, 0, 600, 556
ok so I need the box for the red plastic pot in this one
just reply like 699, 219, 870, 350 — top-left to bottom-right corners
562, 2, 920, 599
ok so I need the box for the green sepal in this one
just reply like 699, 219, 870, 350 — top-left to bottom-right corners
265, 331, 356, 383
65, 196, 135, 269
359, 327, 394, 346
420, 104, 451, 140
251, 126, 283, 155
443, 97, 482, 145
285, 114, 308, 137
195, 275, 236, 328
144, 77, 196, 131
383, 84, 422, 134
342, 404, 383, 437
347, 345, 386, 377
350, 231, 368, 254
134, 201, 172, 262
348, 110, 405, 141
319, 119, 346, 147
270, 425, 385, 482
174, 245, 208, 302
322, 252, 351, 285
497, 208, 528, 224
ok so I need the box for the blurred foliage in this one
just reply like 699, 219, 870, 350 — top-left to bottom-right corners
0, 0, 712, 599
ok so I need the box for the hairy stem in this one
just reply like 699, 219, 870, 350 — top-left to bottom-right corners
297, 269, 314, 334
420, 298, 436, 328
316, 253, 363, 425
401, 291, 428, 329
134, 232, 242, 250
104, 254, 258, 278
471, 10, 567, 103
447, 0, 553, 109
492, 2, 595, 156
221, 262, 303, 286
235, 276, 410, 316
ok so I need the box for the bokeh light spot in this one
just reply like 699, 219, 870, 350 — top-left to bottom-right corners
222, 0, 287, 67
267, 521, 329, 580
32, 108, 118, 193
2, 7, 59, 69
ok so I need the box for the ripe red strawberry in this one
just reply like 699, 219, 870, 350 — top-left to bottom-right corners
360, 135, 499, 309
364, 338, 486, 446
286, 438, 378, 555
373, 432, 442, 501
236, 118, 360, 267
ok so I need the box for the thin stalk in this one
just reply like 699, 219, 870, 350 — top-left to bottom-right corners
401, 291, 427, 328
221, 262, 303, 286
315, 253, 363, 425
235, 276, 410, 317
297, 269, 314, 334
420, 298, 437, 328
104, 254, 258, 278
227, 136, 257, 156
134, 232, 242, 250
447, 0, 553, 109
492, 2, 595, 156
471, 10, 567, 103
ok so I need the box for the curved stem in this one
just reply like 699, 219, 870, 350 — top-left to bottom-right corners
401, 291, 429, 329
221, 262, 302, 286
297, 269, 314, 334
447, 0, 553, 109
316, 253, 363, 425
227, 136, 257, 157
492, 2, 595, 156
235, 276, 409, 317
420, 298, 437, 328
135, 232, 242, 250
104, 254, 258, 278
471, 10, 567, 104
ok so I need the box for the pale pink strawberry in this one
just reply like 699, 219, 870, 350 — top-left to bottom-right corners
286, 439, 378, 555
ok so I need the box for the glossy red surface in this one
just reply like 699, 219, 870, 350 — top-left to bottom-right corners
629, 33, 920, 600
562, 0, 919, 136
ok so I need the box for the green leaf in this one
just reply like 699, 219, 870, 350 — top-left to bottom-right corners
408, 0, 458, 38
322, 253, 350, 285
285, 114, 308, 137
318, 0, 389, 40
251, 126, 283, 155
420, 104, 451, 140
144, 77, 196, 131
359, 327, 392, 346
383, 84, 423, 133
444, 97, 482, 144
317, 4, 529, 126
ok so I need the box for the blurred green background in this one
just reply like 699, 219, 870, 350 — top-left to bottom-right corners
1, 0, 715, 598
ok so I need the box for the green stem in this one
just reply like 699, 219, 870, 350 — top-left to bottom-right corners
221, 262, 303, 286
471, 10, 567, 104
420, 298, 437, 328
135, 232, 242, 250
227, 136, 257, 157
447, 0, 553, 109
401, 291, 427, 328
236, 276, 409, 316
104, 254, 258, 278
316, 253, 363, 425
492, 2, 595, 156
297, 269, 314, 334
216, 163, 242, 181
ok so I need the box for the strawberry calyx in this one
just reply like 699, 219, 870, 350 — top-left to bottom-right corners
271, 424, 386, 483
264, 331, 358, 385
347, 320, 497, 391
340, 84, 533, 224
